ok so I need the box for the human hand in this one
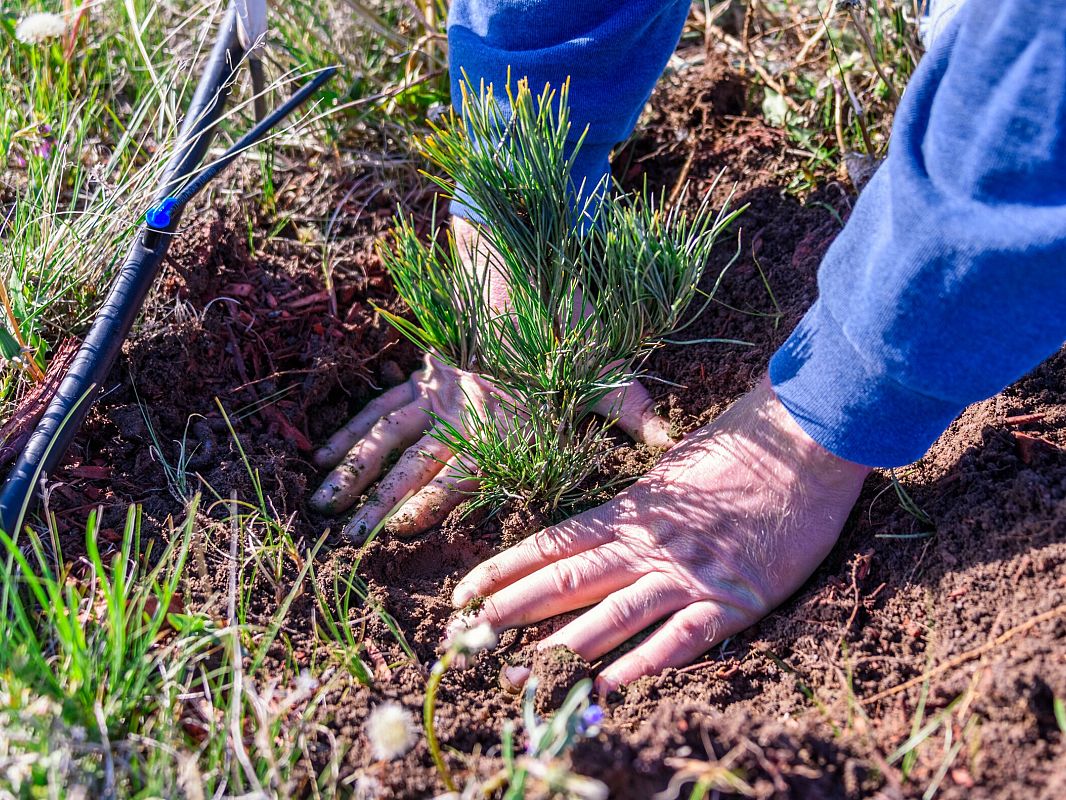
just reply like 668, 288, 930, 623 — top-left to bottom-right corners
309, 218, 675, 539
448, 376, 872, 693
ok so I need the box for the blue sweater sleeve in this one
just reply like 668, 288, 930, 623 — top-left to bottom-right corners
769, 0, 1066, 467
447, 0, 689, 217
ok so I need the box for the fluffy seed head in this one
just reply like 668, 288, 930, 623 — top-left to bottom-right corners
15, 13, 67, 44
365, 702, 417, 761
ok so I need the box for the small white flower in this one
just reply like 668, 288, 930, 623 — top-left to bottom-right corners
522, 758, 609, 800
353, 773, 385, 800
295, 670, 318, 694
445, 617, 498, 654
458, 621, 498, 653
15, 12, 67, 44
4, 756, 35, 790
365, 702, 417, 761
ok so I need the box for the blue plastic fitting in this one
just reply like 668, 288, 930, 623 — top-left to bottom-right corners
145, 196, 179, 229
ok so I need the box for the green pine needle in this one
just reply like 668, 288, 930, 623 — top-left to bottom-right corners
380, 77, 744, 515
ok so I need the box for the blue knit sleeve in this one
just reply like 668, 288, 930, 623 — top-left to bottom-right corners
769, 0, 1066, 467
446, 0, 689, 220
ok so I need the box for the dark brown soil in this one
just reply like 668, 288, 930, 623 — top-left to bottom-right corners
39, 52, 1065, 800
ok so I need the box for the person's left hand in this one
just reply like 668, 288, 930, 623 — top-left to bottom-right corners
309, 354, 672, 539
447, 377, 870, 692
309, 217, 675, 540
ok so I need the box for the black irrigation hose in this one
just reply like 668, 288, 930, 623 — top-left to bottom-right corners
143, 66, 337, 245
0, 5, 336, 535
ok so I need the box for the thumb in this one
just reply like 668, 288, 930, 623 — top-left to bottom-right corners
594, 381, 675, 449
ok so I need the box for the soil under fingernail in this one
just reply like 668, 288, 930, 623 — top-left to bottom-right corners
341, 517, 369, 541
310, 488, 334, 510
499, 663, 531, 694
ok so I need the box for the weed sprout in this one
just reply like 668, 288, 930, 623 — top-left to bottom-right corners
424, 619, 500, 790
433, 678, 609, 799
379, 78, 744, 516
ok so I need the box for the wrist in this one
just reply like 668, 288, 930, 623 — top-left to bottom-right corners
758, 375, 873, 486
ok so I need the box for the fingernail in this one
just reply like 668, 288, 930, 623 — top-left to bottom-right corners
312, 447, 333, 469
593, 675, 616, 698
499, 664, 531, 694
645, 417, 676, 449
342, 517, 369, 541
309, 485, 337, 512
384, 512, 416, 538
452, 583, 475, 608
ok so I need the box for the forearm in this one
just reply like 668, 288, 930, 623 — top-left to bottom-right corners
770, 0, 1066, 467
447, 0, 688, 217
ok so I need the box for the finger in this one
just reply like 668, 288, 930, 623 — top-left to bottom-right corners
313, 382, 414, 469
385, 456, 479, 538
343, 434, 454, 539
594, 382, 674, 449
596, 601, 745, 693
309, 403, 430, 515
473, 544, 637, 630
539, 573, 690, 661
451, 513, 613, 608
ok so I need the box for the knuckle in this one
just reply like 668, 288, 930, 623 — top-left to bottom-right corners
632, 392, 657, 420
600, 597, 633, 632
549, 561, 582, 595
480, 595, 503, 625
675, 612, 717, 649
532, 530, 569, 561
406, 442, 433, 464
368, 413, 395, 438
365, 394, 391, 417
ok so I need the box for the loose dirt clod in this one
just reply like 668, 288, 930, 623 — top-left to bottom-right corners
531, 647, 592, 715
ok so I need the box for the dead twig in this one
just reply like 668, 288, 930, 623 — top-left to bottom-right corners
860, 603, 1066, 705
0, 338, 79, 466
707, 26, 802, 112
845, 6, 901, 107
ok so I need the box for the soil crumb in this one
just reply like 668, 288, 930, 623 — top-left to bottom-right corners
530, 647, 592, 714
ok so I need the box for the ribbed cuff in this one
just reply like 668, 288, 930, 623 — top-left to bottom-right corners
449, 140, 612, 224
769, 300, 964, 468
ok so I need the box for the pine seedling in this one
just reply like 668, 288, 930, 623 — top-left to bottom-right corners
377, 206, 487, 370
379, 78, 743, 515
430, 394, 620, 514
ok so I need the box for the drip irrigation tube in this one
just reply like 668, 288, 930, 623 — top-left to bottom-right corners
0, 4, 336, 534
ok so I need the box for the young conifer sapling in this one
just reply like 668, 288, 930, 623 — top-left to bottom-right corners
378, 78, 743, 517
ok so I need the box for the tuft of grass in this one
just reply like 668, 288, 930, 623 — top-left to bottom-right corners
0, 502, 213, 742
0, 0, 444, 421
889, 674, 983, 800
0, 487, 390, 797
379, 78, 743, 516
0, 498, 214, 794
690, 0, 923, 193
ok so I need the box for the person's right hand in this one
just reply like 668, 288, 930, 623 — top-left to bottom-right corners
309, 217, 675, 540
448, 376, 872, 692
